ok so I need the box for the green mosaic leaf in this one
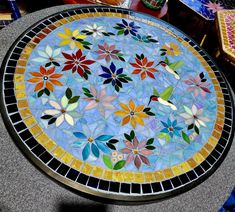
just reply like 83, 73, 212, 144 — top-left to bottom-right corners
146, 145, 155, 150
68, 96, 80, 104
124, 133, 131, 141
44, 88, 50, 96
48, 117, 57, 125
113, 160, 126, 170
182, 131, 190, 144
103, 155, 113, 169
108, 139, 119, 144
130, 130, 135, 139
194, 125, 200, 135
82, 87, 90, 93
146, 138, 154, 145
188, 124, 194, 130
107, 143, 116, 150
66, 88, 72, 99
117, 30, 124, 35
41, 115, 53, 119
37, 89, 44, 98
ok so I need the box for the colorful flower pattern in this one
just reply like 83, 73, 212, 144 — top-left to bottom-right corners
25, 16, 217, 171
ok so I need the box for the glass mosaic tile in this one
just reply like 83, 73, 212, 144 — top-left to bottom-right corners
0, 6, 234, 202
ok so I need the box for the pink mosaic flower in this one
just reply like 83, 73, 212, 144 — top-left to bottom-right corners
119, 137, 153, 170
95, 43, 124, 63
84, 86, 117, 117
184, 73, 211, 97
205, 1, 224, 13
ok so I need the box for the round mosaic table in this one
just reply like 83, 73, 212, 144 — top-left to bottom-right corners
0, 5, 234, 202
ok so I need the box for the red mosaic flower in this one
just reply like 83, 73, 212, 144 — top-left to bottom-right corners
130, 54, 159, 80
62, 49, 95, 79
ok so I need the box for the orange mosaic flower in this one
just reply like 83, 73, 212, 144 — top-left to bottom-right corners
114, 99, 149, 128
27, 66, 63, 92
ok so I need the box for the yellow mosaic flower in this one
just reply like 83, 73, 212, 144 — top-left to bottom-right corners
57, 27, 87, 49
114, 99, 149, 128
161, 42, 181, 56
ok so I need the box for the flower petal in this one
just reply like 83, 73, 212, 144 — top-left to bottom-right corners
130, 117, 136, 128
95, 135, 113, 141
139, 149, 153, 156
59, 39, 71, 46
126, 153, 134, 165
134, 115, 144, 126
34, 81, 44, 91
119, 102, 130, 111
114, 110, 129, 117
32, 57, 48, 63
82, 143, 90, 161
122, 115, 130, 126
192, 104, 198, 115
61, 95, 68, 108
65, 113, 74, 126
129, 99, 135, 111
134, 155, 141, 169
49, 100, 61, 110
136, 112, 149, 118
73, 132, 87, 139
135, 105, 144, 112
91, 143, 100, 158
139, 154, 150, 165
56, 114, 64, 127
67, 102, 78, 111
45, 45, 53, 57
44, 109, 60, 115
120, 148, 132, 154
133, 137, 139, 148
95, 141, 110, 154
85, 101, 98, 110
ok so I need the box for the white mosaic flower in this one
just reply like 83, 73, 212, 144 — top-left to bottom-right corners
84, 24, 105, 38
44, 96, 79, 127
32, 45, 63, 66
180, 104, 210, 128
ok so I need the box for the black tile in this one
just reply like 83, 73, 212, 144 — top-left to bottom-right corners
116, 9, 123, 14
225, 112, 232, 120
142, 184, 152, 194
179, 174, 190, 184
184, 37, 190, 42
32, 144, 45, 156
17, 41, 27, 48
10, 53, 20, 60
194, 46, 200, 51
39, 151, 53, 163
87, 177, 99, 188
10, 113, 22, 123
43, 20, 51, 25
14, 122, 27, 132
48, 158, 61, 170
224, 118, 232, 126
8, 60, 17, 67
131, 183, 141, 194
110, 8, 116, 12
218, 137, 227, 147
96, 8, 103, 12
187, 170, 197, 180
203, 55, 210, 61
25, 137, 38, 149
7, 104, 18, 113
4, 81, 14, 89
75, 9, 82, 14
162, 180, 173, 190
49, 17, 57, 22
37, 23, 46, 30
171, 177, 182, 188
151, 182, 162, 192
207, 60, 213, 66
22, 36, 31, 43
215, 144, 224, 153
32, 27, 41, 33
102, 8, 109, 12
206, 155, 216, 165
189, 41, 195, 46
120, 183, 130, 193
211, 149, 220, 159
19, 129, 32, 140
5, 96, 16, 104
77, 173, 88, 185
223, 124, 231, 133
88, 8, 95, 13
4, 89, 14, 96
6, 67, 15, 73
26, 31, 36, 38
225, 106, 232, 114
13, 47, 22, 54
82, 8, 89, 13
57, 164, 70, 176
4, 74, 14, 81
55, 14, 63, 20
109, 182, 120, 192
194, 165, 204, 176
98, 180, 109, 191
62, 12, 69, 17
223, 94, 231, 101
68, 11, 76, 16
123, 10, 129, 14
200, 160, 211, 171
67, 168, 79, 181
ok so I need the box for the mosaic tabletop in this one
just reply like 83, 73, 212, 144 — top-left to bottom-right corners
0, 6, 234, 202
179, 0, 235, 21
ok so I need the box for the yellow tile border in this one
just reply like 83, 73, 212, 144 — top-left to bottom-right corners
9, 11, 229, 184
